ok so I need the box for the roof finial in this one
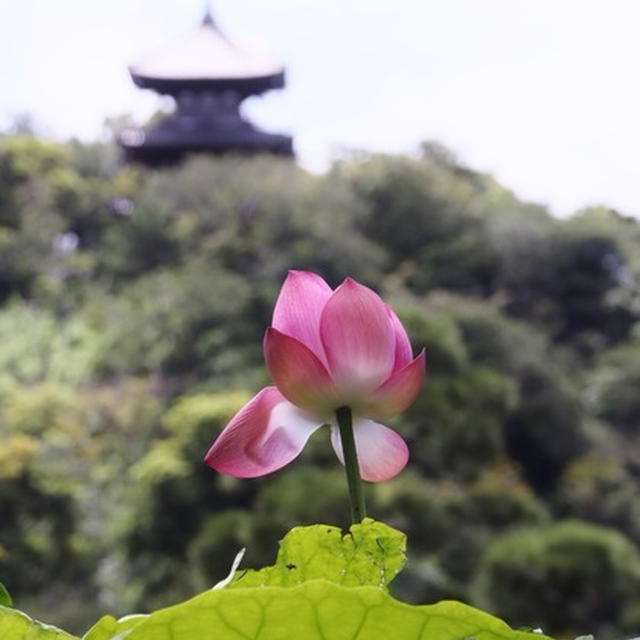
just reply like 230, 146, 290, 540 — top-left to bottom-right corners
202, 2, 216, 27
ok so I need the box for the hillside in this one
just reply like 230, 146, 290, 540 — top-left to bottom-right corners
1, 135, 640, 639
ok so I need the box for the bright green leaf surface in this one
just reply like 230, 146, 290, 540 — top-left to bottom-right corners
0, 582, 12, 607
230, 517, 406, 590
102, 583, 554, 640
0, 605, 77, 640
2, 520, 557, 640
82, 614, 147, 640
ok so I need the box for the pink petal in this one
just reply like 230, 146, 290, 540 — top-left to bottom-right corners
362, 350, 426, 420
386, 304, 413, 371
330, 418, 409, 482
264, 328, 337, 413
319, 278, 395, 397
272, 270, 333, 364
205, 387, 323, 478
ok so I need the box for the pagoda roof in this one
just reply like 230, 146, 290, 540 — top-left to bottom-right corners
129, 13, 285, 95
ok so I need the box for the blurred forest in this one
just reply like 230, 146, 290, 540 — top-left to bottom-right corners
1, 133, 640, 640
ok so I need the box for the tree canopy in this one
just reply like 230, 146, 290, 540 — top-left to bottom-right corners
1, 134, 639, 639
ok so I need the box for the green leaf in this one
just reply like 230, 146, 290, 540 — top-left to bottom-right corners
85, 521, 552, 640
82, 614, 147, 640
95, 583, 555, 640
0, 582, 12, 607
230, 517, 406, 589
0, 605, 77, 640
2, 520, 556, 640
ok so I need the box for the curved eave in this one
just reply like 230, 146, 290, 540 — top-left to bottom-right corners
129, 68, 286, 96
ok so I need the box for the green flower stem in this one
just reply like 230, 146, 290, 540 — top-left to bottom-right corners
335, 406, 366, 523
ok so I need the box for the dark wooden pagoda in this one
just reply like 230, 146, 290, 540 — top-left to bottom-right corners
121, 9, 293, 165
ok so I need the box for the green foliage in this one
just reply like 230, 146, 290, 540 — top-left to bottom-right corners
0, 583, 11, 607
590, 339, 640, 434
340, 151, 499, 296
255, 467, 349, 528
0, 606, 76, 640
410, 365, 514, 480
164, 392, 252, 441
374, 469, 549, 604
0, 381, 91, 597
446, 298, 585, 490
0, 304, 103, 386
556, 456, 640, 548
489, 206, 639, 349
82, 614, 146, 640
86, 586, 555, 640
90, 262, 256, 378
475, 520, 640, 637
230, 518, 406, 589
1, 520, 554, 640
1, 135, 640, 637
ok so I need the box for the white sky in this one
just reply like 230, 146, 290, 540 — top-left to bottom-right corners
1, 0, 639, 217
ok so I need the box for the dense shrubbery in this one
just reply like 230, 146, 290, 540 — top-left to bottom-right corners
475, 521, 640, 636
1, 133, 639, 638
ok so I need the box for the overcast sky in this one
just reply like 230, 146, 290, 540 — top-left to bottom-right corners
1, 0, 639, 217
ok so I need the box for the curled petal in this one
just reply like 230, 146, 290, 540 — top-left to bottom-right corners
387, 304, 413, 372
363, 350, 426, 420
331, 418, 409, 482
272, 270, 333, 364
264, 328, 337, 412
205, 387, 324, 478
320, 278, 395, 395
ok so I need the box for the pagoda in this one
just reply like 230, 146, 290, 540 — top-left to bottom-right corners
121, 8, 293, 165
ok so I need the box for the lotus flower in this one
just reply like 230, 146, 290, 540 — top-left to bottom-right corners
205, 271, 425, 482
